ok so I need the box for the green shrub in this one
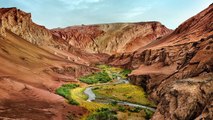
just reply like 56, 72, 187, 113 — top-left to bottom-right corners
117, 106, 126, 112
144, 108, 154, 119
93, 87, 100, 90
56, 86, 70, 98
119, 69, 131, 78
55, 84, 79, 105
110, 101, 118, 106
79, 65, 131, 84
126, 95, 132, 99
87, 108, 117, 120
68, 99, 79, 105
79, 71, 112, 84
128, 107, 142, 113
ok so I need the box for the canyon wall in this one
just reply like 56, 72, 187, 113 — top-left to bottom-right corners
0, 8, 55, 46
0, 3, 212, 120
109, 4, 213, 120
51, 22, 171, 54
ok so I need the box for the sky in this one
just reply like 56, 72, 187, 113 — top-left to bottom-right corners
0, 0, 212, 29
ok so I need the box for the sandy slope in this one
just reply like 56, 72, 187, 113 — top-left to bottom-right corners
0, 30, 95, 119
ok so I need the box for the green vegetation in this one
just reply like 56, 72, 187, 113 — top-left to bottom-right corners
57, 65, 154, 119
128, 107, 142, 113
93, 84, 156, 107
79, 71, 111, 84
79, 65, 131, 84
71, 87, 110, 112
119, 69, 131, 78
55, 84, 79, 105
117, 106, 126, 112
86, 108, 117, 120
144, 108, 154, 119
97, 65, 131, 79
110, 101, 118, 106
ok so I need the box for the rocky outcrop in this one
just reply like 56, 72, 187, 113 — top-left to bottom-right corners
136, 3, 213, 51
51, 22, 172, 54
0, 8, 55, 46
123, 32, 213, 120
0, 7, 109, 64
109, 4, 213, 120
153, 73, 213, 120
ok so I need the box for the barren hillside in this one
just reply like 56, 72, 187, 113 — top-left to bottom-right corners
109, 4, 213, 120
51, 22, 171, 54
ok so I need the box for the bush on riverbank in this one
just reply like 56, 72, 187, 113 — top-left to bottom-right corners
55, 84, 79, 105
119, 69, 131, 78
117, 106, 126, 112
79, 71, 112, 84
97, 65, 131, 79
144, 108, 154, 119
128, 107, 142, 113
79, 65, 131, 84
86, 108, 117, 120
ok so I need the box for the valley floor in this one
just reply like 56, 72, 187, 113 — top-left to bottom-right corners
56, 65, 156, 120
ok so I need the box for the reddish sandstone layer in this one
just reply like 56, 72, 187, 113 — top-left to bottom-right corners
109, 4, 213, 120
51, 22, 171, 54
0, 8, 106, 119
0, 3, 212, 120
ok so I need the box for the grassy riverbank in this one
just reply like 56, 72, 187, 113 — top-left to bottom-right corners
93, 83, 156, 107
71, 87, 111, 112
55, 83, 80, 105
79, 65, 131, 84
56, 65, 155, 120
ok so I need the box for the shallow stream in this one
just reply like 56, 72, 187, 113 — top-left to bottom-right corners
84, 77, 156, 112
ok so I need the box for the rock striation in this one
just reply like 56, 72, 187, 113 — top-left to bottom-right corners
0, 8, 54, 45
109, 4, 213, 120
51, 22, 171, 54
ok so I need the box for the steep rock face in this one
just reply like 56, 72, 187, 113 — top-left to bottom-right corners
136, 3, 213, 52
153, 74, 213, 120
129, 36, 213, 120
0, 7, 108, 65
51, 22, 171, 54
109, 4, 213, 120
0, 8, 55, 46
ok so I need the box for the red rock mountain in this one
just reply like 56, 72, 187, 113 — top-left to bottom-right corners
136, 3, 213, 52
0, 8, 55, 46
51, 22, 171, 54
0, 8, 107, 119
109, 4, 213, 120
0, 3, 212, 120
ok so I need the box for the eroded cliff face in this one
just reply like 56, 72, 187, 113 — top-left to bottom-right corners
0, 8, 106, 119
109, 4, 213, 120
0, 8, 108, 64
0, 8, 55, 46
129, 36, 213, 120
136, 3, 213, 52
0, 3, 212, 120
51, 22, 172, 54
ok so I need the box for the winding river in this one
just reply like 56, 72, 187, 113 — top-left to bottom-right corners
84, 87, 96, 102
83, 77, 156, 112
